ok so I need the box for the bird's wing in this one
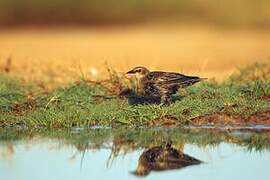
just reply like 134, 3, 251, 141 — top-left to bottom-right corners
147, 71, 202, 87
146, 72, 185, 83
143, 72, 180, 95
143, 71, 204, 96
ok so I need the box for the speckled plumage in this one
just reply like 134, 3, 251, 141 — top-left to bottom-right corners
127, 66, 205, 105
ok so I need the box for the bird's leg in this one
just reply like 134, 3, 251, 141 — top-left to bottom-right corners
161, 94, 172, 106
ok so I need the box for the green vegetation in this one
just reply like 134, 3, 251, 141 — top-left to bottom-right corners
0, 74, 29, 113
0, 62, 269, 128
1, 0, 270, 27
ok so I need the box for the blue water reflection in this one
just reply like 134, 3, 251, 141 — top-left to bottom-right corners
1, 138, 269, 180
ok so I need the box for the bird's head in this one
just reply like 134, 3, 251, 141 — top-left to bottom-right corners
126, 66, 150, 76
132, 153, 151, 176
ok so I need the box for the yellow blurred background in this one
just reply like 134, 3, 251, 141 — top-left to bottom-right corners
0, 0, 269, 84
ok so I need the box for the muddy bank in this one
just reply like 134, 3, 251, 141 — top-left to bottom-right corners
190, 111, 270, 126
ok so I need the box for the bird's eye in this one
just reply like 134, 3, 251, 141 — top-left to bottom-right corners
137, 69, 141, 73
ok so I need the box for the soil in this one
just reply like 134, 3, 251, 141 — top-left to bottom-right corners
191, 111, 270, 126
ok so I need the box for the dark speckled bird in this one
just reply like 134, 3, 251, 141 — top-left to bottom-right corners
134, 141, 202, 176
126, 66, 206, 105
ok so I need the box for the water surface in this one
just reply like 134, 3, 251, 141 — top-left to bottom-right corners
0, 128, 269, 180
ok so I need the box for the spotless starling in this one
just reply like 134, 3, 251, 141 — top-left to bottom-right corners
126, 66, 205, 105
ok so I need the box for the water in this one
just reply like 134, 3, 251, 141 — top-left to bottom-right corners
0, 128, 269, 180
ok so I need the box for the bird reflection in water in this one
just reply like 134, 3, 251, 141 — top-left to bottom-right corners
133, 141, 202, 176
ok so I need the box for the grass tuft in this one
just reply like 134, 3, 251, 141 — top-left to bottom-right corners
0, 62, 269, 128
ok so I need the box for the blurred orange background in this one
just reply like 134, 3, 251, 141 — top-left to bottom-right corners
0, 0, 269, 84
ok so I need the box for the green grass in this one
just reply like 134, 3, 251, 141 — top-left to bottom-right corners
0, 74, 28, 112
0, 62, 269, 128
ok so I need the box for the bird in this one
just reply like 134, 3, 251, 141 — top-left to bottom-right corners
134, 141, 202, 176
126, 66, 206, 105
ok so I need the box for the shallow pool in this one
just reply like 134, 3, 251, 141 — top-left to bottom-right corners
0, 128, 269, 180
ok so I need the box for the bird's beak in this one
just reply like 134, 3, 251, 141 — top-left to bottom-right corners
126, 70, 136, 74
